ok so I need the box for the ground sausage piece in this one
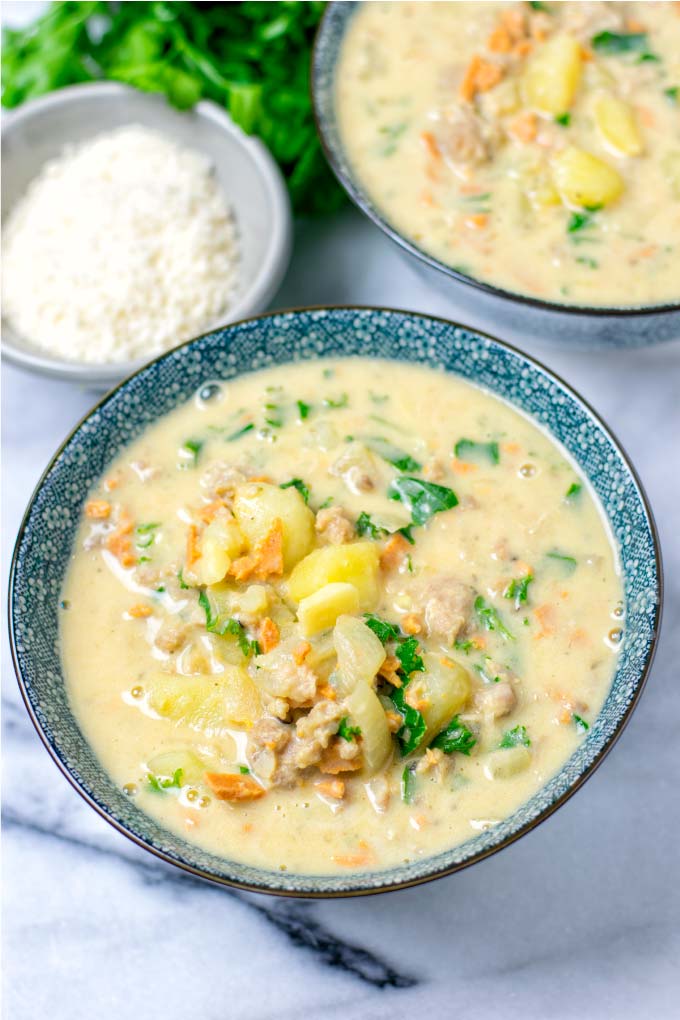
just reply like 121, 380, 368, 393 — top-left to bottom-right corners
294, 700, 345, 769
418, 577, 473, 643
262, 658, 318, 706
436, 107, 492, 168
315, 506, 356, 545
474, 681, 517, 719
154, 619, 188, 654
200, 461, 247, 501
247, 716, 292, 783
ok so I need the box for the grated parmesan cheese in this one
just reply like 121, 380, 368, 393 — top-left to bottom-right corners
2, 125, 240, 363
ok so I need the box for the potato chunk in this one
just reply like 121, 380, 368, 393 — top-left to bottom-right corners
419, 653, 472, 743
233, 482, 315, 571
483, 746, 532, 780
552, 146, 623, 208
196, 514, 245, 586
522, 34, 581, 115
146, 666, 261, 733
287, 542, 380, 609
297, 582, 360, 636
594, 94, 643, 157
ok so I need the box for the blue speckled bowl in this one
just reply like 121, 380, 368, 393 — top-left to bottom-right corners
9, 308, 662, 897
312, 3, 680, 350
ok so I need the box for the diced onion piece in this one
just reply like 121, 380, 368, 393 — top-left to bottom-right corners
233, 482, 315, 570
522, 34, 582, 115
483, 746, 532, 780
345, 680, 392, 774
288, 542, 380, 609
333, 614, 386, 695
297, 582, 360, 636
552, 146, 624, 208
419, 653, 472, 743
594, 94, 643, 156
146, 750, 206, 785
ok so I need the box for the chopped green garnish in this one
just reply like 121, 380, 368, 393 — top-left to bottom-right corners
401, 764, 417, 804
198, 590, 259, 657
337, 717, 362, 742
430, 716, 476, 756
395, 636, 424, 677
264, 400, 283, 428
136, 522, 160, 550
379, 121, 408, 157
296, 399, 311, 420
499, 725, 531, 749
177, 568, 190, 590
147, 768, 183, 793
565, 482, 583, 500
226, 422, 255, 442
405, 554, 414, 574
573, 714, 590, 733
547, 551, 577, 574
363, 613, 401, 644
356, 512, 388, 539
280, 478, 309, 504
568, 211, 597, 233
528, 1, 550, 10
591, 30, 648, 54
389, 683, 426, 756
388, 477, 458, 527
504, 574, 533, 610
664, 86, 679, 102
637, 51, 660, 63
454, 438, 500, 465
576, 255, 599, 269
239, 765, 251, 775
323, 393, 349, 410
555, 112, 571, 126
475, 596, 514, 640
473, 660, 501, 685
454, 638, 474, 655
182, 439, 203, 465
369, 392, 389, 404
365, 436, 422, 473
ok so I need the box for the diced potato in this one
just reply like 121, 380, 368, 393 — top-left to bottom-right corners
196, 515, 245, 586
345, 680, 392, 773
522, 34, 582, 115
419, 653, 472, 743
552, 146, 624, 208
233, 482, 315, 571
483, 746, 532, 780
146, 750, 206, 786
594, 94, 642, 157
288, 542, 380, 609
297, 582, 360, 636
333, 614, 386, 695
146, 666, 261, 733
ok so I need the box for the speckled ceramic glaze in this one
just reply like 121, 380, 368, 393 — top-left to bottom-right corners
9, 308, 662, 896
312, 3, 680, 350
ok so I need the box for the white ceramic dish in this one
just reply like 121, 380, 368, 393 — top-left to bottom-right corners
1, 82, 293, 388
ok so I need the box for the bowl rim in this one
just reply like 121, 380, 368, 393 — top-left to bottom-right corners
8, 303, 664, 898
311, 2, 680, 321
1, 81, 292, 386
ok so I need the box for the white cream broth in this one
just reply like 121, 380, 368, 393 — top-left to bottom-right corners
61, 358, 622, 875
335, 1, 680, 307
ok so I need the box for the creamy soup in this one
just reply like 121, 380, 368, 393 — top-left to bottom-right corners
335, 1, 680, 307
61, 359, 623, 875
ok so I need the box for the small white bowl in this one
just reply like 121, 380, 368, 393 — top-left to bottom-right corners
1, 82, 292, 387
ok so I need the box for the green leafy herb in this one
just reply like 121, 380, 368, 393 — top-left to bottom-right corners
454, 438, 500, 465
568, 210, 597, 233
388, 477, 458, 527
264, 399, 283, 428
337, 717, 362, 742
401, 764, 417, 804
637, 51, 660, 64
389, 684, 427, 756
547, 551, 578, 574
356, 512, 388, 540
182, 438, 203, 465
504, 574, 533, 610
565, 482, 583, 500
296, 399, 311, 420
555, 112, 571, 126
239, 765, 251, 774
576, 255, 599, 269
363, 613, 401, 644
473, 660, 501, 685
475, 596, 514, 640
136, 522, 160, 550
177, 568, 190, 590
198, 591, 259, 657
591, 30, 647, 54
430, 716, 476, 755
573, 714, 590, 733
0, 1, 343, 216
147, 767, 183, 792
664, 86, 679, 102
395, 636, 425, 677
529, 1, 550, 10
323, 393, 349, 410
454, 638, 474, 655
226, 422, 255, 442
280, 478, 309, 504
499, 725, 531, 749
365, 436, 422, 473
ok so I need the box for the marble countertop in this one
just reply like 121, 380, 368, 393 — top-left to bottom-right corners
3, 207, 679, 1018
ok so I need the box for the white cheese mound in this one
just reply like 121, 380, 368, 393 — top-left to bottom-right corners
2, 125, 240, 363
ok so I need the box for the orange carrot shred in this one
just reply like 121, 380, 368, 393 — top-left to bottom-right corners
379, 533, 411, 571
85, 499, 111, 520
204, 772, 265, 802
128, 604, 152, 619
258, 617, 280, 654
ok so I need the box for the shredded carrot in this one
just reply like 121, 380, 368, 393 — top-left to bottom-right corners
513, 39, 533, 58
258, 616, 280, 653
103, 475, 120, 492
128, 604, 152, 619
317, 682, 337, 702
471, 635, 487, 650
404, 681, 429, 712
85, 499, 111, 520
420, 130, 442, 163
204, 772, 265, 802
501, 9, 526, 40
379, 532, 411, 571
332, 850, 375, 868
196, 500, 225, 524
186, 523, 201, 568
502, 441, 521, 455
319, 746, 361, 774
316, 778, 346, 800
488, 25, 512, 53
460, 54, 504, 102
228, 518, 284, 582
534, 603, 556, 638
242, 823, 254, 834
105, 509, 136, 567
626, 17, 645, 32
580, 45, 593, 61
509, 111, 538, 143
401, 612, 422, 636
451, 458, 478, 475
378, 654, 401, 687
293, 640, 312, 666
464, 213, 489, 230
559, 708, 572, 725
385, 711, 403, 733
248, 474, 273, 484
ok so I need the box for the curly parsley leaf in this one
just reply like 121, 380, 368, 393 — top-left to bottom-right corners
337, 717, 362, 741
565, 482, 583, 500
499, 725, 531, 749
573, 714, 590, 733
147, 767, 183, 792
365, 436, 422, 473
198, 591, 259, 657
395, 636, 424, 676
454, 438, 500, 465
388, 477, 458, 527
280, 478, 310, 504
296, 399, 311, 420
356, 512, 389, 539
389, 683, 427, 756
430, 716, 477, 756
591, 30, 648, 54
504, 575, 533, 610
363, 613, 402, 644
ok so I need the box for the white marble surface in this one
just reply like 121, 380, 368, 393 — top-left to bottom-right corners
3, 204, 680, 1018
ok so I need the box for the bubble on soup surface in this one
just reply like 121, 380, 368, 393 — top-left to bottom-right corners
196, 381, 224, 407
123, 783, 138, 796
519, 463, 537, 478
130, 685, 144, 699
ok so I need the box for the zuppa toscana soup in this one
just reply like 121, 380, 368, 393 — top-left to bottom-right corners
335, 1, 680, 307
61, 359, 623, 874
